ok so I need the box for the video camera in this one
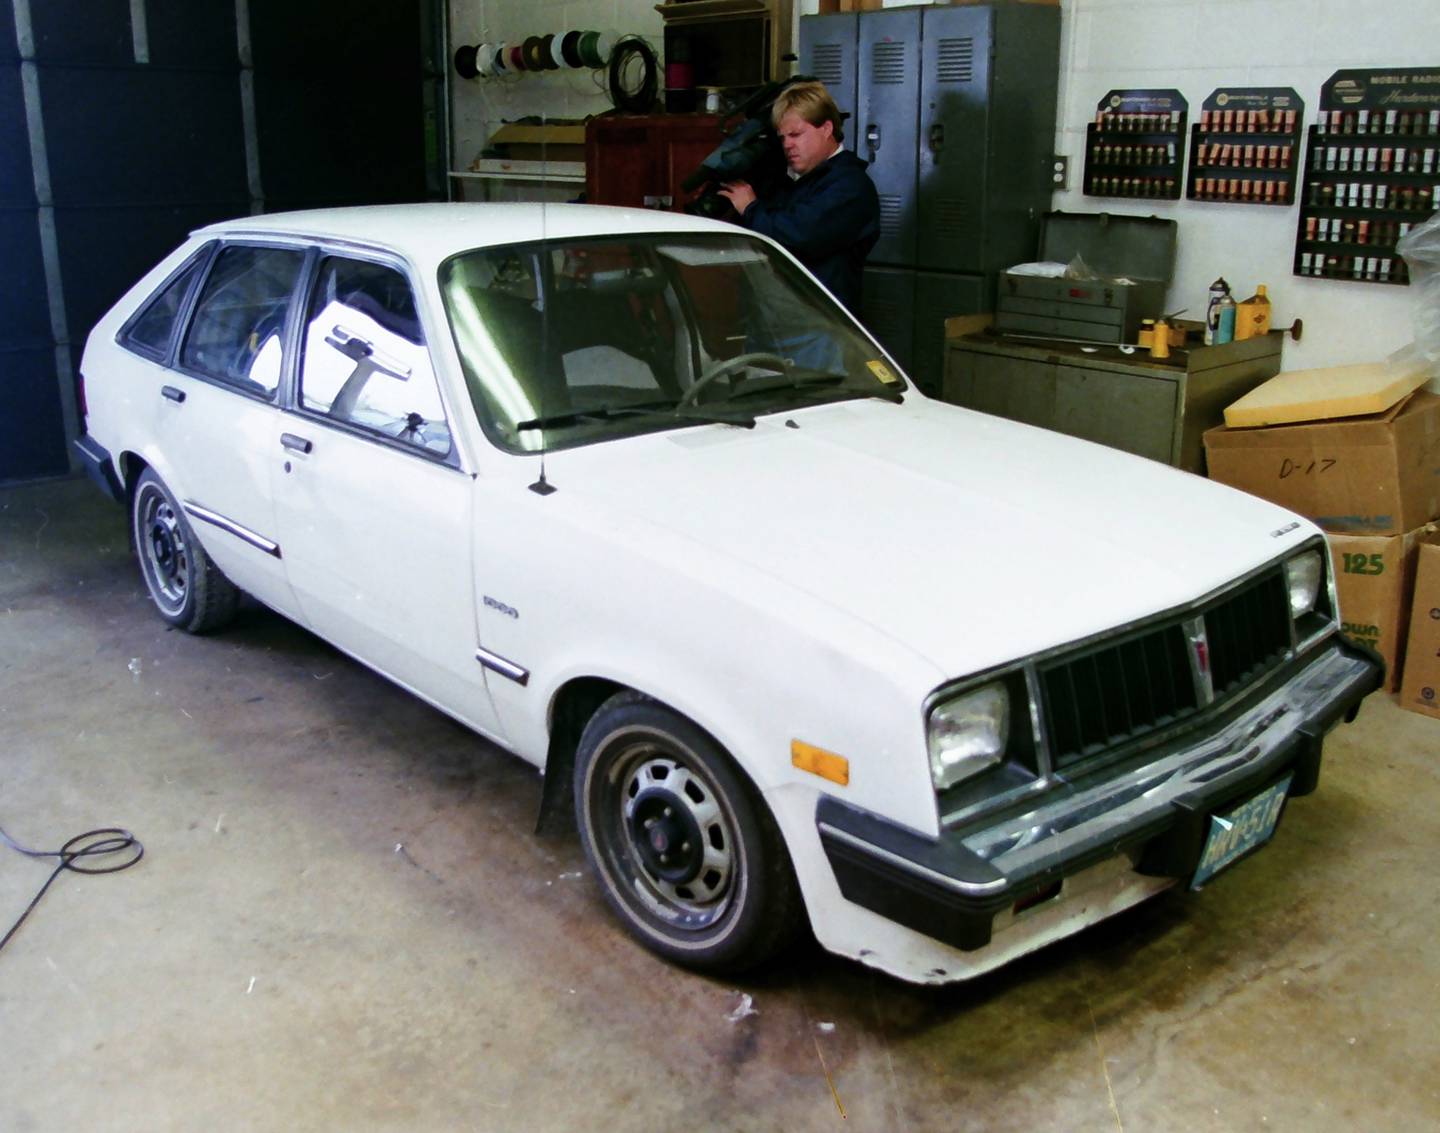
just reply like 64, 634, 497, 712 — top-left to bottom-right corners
682, 76, 816, 219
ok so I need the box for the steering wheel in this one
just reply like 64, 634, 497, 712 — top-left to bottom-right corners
676, 352, 790, 408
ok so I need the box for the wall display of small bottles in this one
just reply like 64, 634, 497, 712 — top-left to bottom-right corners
1084, 89, 1188, 200
1294, 67, 1440, 284
1187, 88, 1303, 205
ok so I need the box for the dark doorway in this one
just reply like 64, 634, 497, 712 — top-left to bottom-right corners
1, 0, 429, 485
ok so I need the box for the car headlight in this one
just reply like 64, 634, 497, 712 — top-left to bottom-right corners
928, 683, 1009, 792
1284, 550, 1323, 618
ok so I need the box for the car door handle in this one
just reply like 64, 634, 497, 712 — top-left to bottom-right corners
161, 385, 186, 403
280, 433, 313, 454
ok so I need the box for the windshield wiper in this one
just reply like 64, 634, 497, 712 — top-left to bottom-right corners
726, 371, 905, 405
516, 402, 755, 431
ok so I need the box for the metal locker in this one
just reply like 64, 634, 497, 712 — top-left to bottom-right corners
798, 14, 859, 154
860, 266, 916, 376
911, 270, 985, 397
858, 8, 921, 266
917, 4, 993, 273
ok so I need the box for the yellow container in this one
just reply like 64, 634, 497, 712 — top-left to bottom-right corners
1137, 321, 1186, 349
1234, 284, 1272, 341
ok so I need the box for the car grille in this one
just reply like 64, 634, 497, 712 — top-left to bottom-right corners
1040, 570, 1293, 768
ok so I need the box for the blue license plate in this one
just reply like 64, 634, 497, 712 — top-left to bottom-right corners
1190, 775, 1293, 889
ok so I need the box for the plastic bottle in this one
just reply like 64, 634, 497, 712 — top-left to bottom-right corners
1234, 283, 1272, 341
1214, 292, 1237, 345
1204, 277, 1231, 345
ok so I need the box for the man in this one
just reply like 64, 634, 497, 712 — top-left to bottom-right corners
718, 81, 880, 315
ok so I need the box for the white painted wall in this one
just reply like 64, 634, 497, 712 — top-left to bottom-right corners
448, 1, 663, 170
1051, 0, 1440, 370
453, 0, 1440, 370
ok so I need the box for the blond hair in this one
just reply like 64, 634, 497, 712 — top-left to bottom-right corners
771, 80, 844, 144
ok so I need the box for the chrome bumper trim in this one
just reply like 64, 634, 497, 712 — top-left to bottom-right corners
817, 822, 1009, 897
963, 645, 1374, 878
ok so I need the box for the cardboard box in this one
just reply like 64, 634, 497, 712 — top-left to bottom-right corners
1328, 526, 1431, 690
487, 124, 586, 164
1204, 390, 1440, 535
1398, 530, 1440, 719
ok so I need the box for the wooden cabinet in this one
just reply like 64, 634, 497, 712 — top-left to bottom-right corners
943, 332, 1284, 472
585, 114, 725, 212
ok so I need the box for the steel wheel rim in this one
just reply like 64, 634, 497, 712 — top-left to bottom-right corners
138, 485, 189, 613
600, 743, 738, 930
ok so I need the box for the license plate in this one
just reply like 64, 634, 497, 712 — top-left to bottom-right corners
1190, 775, 1293, 889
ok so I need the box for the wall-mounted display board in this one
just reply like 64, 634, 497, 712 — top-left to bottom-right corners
1187, 87, 1303, 205
1084, 89, 1188, 201
1294, 67, 1440, 284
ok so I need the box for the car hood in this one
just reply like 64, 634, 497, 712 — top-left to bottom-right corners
542, 397, 1315, 678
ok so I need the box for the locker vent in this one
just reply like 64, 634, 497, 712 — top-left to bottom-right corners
878, 194, 905, 235
864, 298, 904, 341
871, 41, 906, 84
933, 196, 981, 242
811, 43, 844, 86
936, 38, 975, 84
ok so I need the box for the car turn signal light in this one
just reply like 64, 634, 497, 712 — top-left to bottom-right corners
791, 740, 849, 786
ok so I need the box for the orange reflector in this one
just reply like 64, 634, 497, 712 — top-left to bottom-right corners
791, 740, 849, 786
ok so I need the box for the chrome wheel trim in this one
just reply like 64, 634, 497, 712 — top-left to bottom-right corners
137, 484, 189, 614
605, 746, 739, 930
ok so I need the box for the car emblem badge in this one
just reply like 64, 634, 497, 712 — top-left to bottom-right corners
1183, 616, 1215, 705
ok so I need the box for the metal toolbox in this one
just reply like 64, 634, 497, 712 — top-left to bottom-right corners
996, 211, 1178, 343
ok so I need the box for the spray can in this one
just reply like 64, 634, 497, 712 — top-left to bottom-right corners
1214, 292, 1237, 345
1204, 277, 1231, 346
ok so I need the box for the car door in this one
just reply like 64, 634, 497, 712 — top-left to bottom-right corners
267, 250, 506, 744
147, 241, 306, 620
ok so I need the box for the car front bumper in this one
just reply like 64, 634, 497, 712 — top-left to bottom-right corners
816, 636, 1383, 955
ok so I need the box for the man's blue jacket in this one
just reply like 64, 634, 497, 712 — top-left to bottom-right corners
738, 149, 880, 314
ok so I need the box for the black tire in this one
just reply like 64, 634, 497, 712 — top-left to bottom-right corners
131, 468, 240, 634
574, 690, 803, 973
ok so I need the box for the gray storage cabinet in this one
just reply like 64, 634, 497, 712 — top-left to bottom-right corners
996, 211, 1177, 343
943, 333, 1284, 472
800, 3, 1059, 396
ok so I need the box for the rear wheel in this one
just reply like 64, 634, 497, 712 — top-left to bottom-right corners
131, 469, 239, 634
574, 691, 803, 972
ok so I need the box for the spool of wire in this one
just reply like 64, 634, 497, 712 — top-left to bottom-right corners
561, 30, 584, 68
509, 43, 527, 72
608, 36, 659, 114
578, 30, 604, 69
522, 35, 546, 71
491, 42, 509, 75
540, 33, 562, 70
453, 43, 480, 80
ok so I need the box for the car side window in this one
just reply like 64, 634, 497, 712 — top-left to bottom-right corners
179, 245, 304, 397
120, 249, 209, 359
298, 256, 451, 457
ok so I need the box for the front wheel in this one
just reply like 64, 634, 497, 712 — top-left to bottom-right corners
131, 468, 239, 634
574, 691, 803, 973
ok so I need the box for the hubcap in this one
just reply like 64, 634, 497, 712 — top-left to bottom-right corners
140, 489, 188, 609
629, 787, 705, 884
617, 754, 735, 918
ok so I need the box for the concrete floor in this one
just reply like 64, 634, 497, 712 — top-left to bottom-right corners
1, 476, 1437, 1132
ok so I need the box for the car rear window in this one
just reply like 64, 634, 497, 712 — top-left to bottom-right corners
179, 244, 306, 397
119, 248, 210, 360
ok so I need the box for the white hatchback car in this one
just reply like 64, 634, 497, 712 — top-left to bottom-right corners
76, 204, 1381, 985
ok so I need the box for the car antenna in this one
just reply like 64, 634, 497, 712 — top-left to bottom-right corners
529, 121, 557, 497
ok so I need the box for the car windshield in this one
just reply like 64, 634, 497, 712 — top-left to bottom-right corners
438, 232, 906, 453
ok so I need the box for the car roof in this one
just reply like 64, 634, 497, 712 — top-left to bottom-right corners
192, 203, 748, 266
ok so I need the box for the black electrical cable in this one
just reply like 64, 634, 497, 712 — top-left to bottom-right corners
608, 36, 659, 114
0, 822, 143, 953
